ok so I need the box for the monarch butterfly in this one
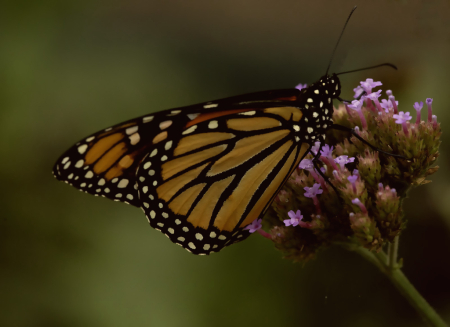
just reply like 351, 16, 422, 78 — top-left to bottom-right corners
53, 7, 389, 255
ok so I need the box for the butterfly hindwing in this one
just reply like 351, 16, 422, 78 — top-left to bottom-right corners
136, 106, 310, 254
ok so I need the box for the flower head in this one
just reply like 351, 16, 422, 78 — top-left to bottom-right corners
360, 78, 382, 94
380, 99, 398, 113
304, 183, 323, 198
388, 95, 399, 114
244, 218, 262, 233
295, 83, 308, 91
347, 99, 364, 111
351, 198, 368, 214
335, 155, 355, 170
426, 98, 433, 122
393, 111, 412, 124
284, 210, 304, 227
299, 159, 314, 170
366, 90, 383, 112
353, 85, 365, 98
347, 175, 358, 193
413, 101, 423, 113
311, 141, 321, 156
413, 101, 423, 125
366, 89, 382, 101
267, 77, 441, 264
347, 99, 368, 128
320, 144, 334, 159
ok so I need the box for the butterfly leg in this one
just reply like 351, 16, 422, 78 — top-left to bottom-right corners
331, 124, 406, 159
337, 91, 366, 103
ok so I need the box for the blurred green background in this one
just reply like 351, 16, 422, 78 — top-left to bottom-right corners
1, 0, 450, 326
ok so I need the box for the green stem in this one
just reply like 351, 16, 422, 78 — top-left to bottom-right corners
342, 243, 448, 327
388, 236, 399, 269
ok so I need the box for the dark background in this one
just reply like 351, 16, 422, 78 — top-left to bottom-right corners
1, 0, 450, 326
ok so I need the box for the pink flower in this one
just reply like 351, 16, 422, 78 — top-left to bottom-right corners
244, 218, 262, 233
295, 83, 308, 91
284, 210, 304, 227
360, 78, 382, 94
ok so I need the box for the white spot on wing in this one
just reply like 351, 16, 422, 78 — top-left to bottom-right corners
118, 179, 129, 188
126, 126, 138, 135
160, 120, 172, 130
204, 103, 218, 109
143, 116, 153, 123
129, 133, 140, 145
182, 125, 197, 135
239, 111, 256, 116
165, 140, 173, 150
78, 144, 88, 154
208, 120, 218, 129
187, 113, 199, 120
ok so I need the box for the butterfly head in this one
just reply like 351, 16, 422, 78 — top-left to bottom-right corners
317, 73, 341, 98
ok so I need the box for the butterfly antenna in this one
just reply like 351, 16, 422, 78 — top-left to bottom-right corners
335, 63, 397, 75
325, 6, 357, 76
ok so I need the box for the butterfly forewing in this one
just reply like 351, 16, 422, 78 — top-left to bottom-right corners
52, 89, 302, 207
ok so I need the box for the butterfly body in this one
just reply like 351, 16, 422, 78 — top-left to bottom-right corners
53, 74, 341, 255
